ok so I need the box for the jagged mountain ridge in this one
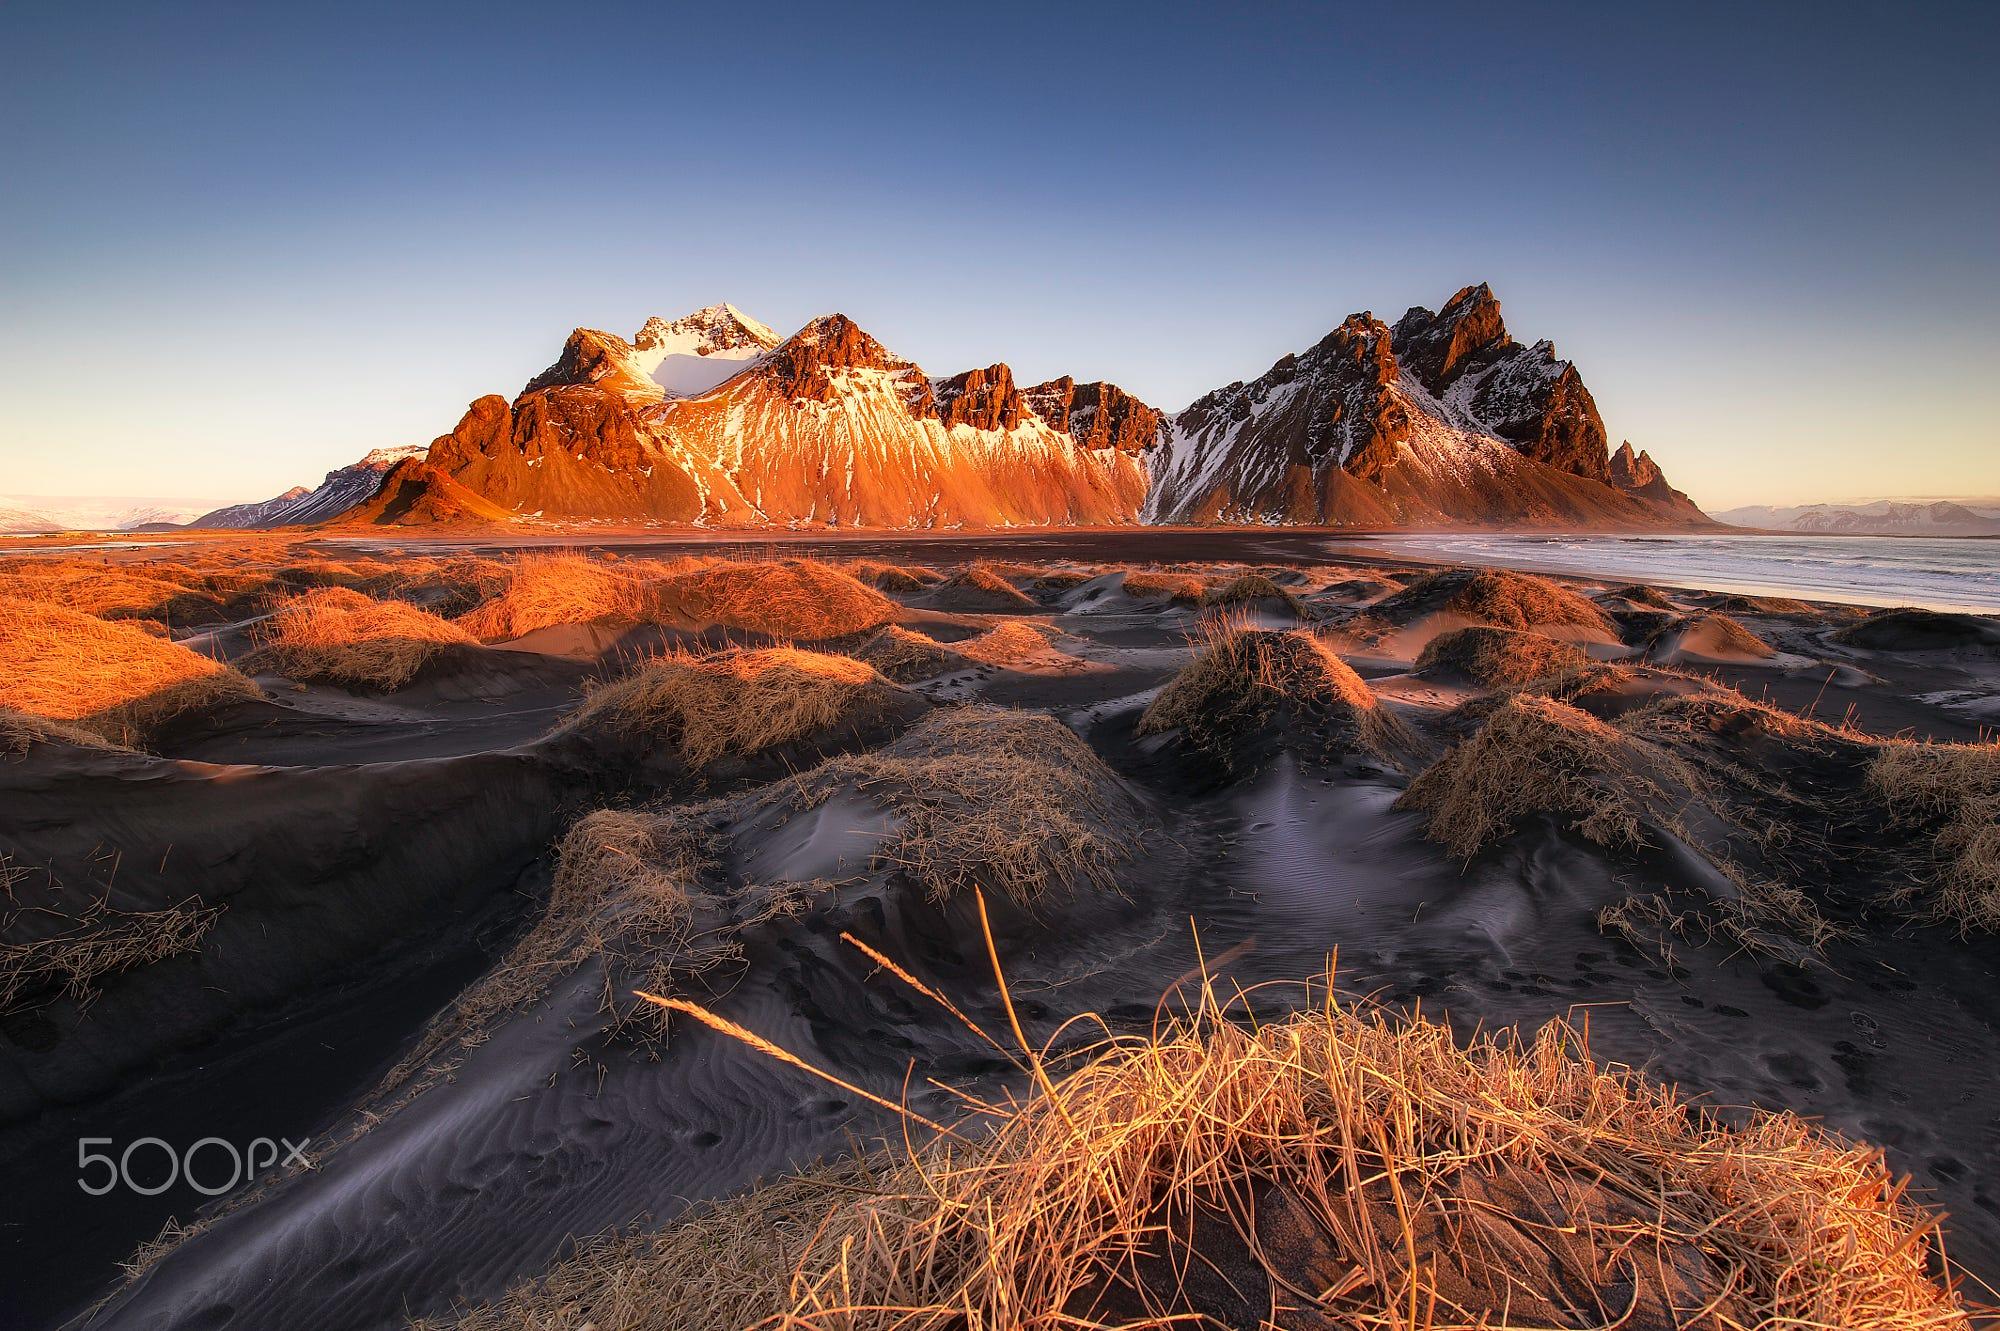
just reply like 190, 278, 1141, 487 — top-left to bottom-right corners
205, 287, 1703, 530
1144, 284, 1697, 527
418, 312, 1151, 526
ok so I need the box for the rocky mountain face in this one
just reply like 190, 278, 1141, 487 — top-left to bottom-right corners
406, 312, 1150, 526
195, 446, 427, 528
207, 288, 1702, 531
1145, 285, 1700, 527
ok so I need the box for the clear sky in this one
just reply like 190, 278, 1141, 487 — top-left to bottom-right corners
2, 2, 1995, 511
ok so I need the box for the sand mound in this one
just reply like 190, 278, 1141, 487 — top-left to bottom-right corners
564, 647, 910, 767
239, 587, 478, 689
0, 596, 257, 746
1603, 583, 1678, 610
1869, 741, 2000, 933
1708, 593, 1817, 616
923, 562, 1038, 611
778, 707, 1143, 909
1662, 612, 1777, 662
1414, 625, 1588, 686
1118, 569, 1208, 603
1371, 567, 1614, 635
448, 971, 1965, 1331
1139, 625, 1408, 769
659, 560, 898, 639
841, 559, 943, 593
1399, 694, 1693, 860
457, 553, 645, 639
854, 625, 968, 681
1199, 571, 1300, 612
1836, 608, 2000, 651
959, 620, 1072, 665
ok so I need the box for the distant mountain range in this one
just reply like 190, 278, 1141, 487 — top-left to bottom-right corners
118, 288, 1713, 532
0, 495, 229, 535
1715, 500, 2000, 536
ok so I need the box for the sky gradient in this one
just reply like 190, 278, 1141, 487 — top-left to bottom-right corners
3, 2, 1996, 511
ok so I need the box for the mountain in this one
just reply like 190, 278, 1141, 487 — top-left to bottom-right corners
0, 496, 229, 533
1715, 500, 2000, 536
194, 446, 428, 528
410, 312, 1151, 526
187, 288, 1704, 531
1144, 285, 1701, 527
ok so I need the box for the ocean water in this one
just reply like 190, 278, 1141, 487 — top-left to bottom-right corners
1348, 533, 2000, 613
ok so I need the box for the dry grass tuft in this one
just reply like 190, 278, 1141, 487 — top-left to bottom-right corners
660, 560, 898, 639
1868, 741, 2000, 933
1119, 569, 1208, 603
780, 707, 1142, 910
0, 708, 123, 754
0, 559, 228, 626
1414, 625, 1588, 687
239, 587, 477, 689
565, 647, 904, 767
841, 559, 944, 594
1378, 567, 1615, 635
0, 596, 257, 746
1711, 592, 1816, 616
442, 965, 1969, 1330
854, 625, 966, 682
1400, 694, 1690, 860
1200, 571, 1300, 612
0, 894, 224, 1015
927, 562, 1038, 610
457, 553, 645, 639
958, 620, 1068, 665
1139, 622, 1408, 766
1604, 583, 1678, 610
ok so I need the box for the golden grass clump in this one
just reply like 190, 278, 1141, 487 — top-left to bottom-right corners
783, 707, 1142, 909
457, 552, 646, 639
1379, 567, 1615, 635
1414, 625, 1588, 687
565, 647, 905, 766
0, 596, 257, 746
0, 559, 229, 626
1868, 741, 2000, 933
854, 625, 966, 681
927, 561, 1038, 610
660, 559, 898, 639
1139, 623, 1407, 765
443, 968, 1968, 1331
958, 620, 1068, 665
239, 586, 477, 689
841, 559, 944, 594
1119, 568, 1208, 603
1604, 583, 1678, 610
1199, 570, 1300, 611
1400, 693, 1689, 860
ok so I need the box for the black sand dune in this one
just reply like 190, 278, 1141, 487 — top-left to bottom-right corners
5, 543, 1997, 1330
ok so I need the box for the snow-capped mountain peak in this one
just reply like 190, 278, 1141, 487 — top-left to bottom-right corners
630, 304, 781, 397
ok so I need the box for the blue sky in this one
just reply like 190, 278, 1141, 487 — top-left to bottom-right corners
2, 2, 1995, 510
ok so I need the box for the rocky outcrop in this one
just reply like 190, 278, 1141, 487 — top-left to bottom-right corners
1147, 287, 1703, 528
1022, 377, 1167, 455
934, 364, 1025, 431
335, 458, 516, 525
1393, 285, 1610, 480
